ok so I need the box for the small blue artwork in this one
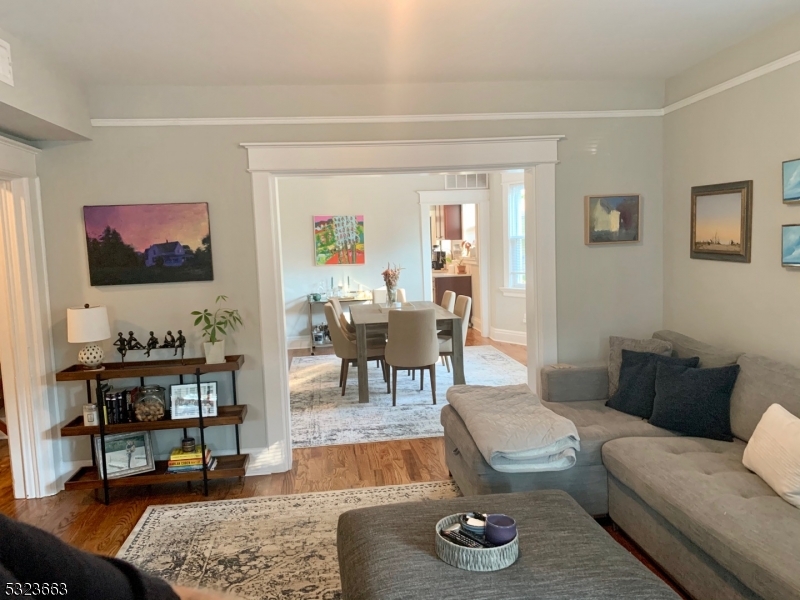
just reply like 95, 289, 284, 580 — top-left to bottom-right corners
782, 224, 800, 267
783, 158, 800, 202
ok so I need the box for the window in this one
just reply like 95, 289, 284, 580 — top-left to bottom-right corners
507, 183, 525, 287
502, 172, 526, 295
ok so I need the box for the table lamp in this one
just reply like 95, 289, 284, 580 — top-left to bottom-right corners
67, 304, 111, 370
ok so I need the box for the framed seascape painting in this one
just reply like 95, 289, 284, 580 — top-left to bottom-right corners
690, 181, 753, 263
313, 215, 365, 265
584, 195, 641, 245
782, 225, 800, 268
783, 158, 800, 203
83, 203, 213, 286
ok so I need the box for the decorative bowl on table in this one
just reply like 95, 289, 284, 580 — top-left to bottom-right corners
435, 513, 519, 572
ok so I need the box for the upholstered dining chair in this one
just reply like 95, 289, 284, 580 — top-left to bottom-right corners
440, 290, 456, 313
372, 287, 407, 305
385, 308, 439, 406
439, 295, 472, 373
324, 303, 389, 396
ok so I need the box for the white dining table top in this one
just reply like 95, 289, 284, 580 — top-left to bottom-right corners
349, 301, 458, 325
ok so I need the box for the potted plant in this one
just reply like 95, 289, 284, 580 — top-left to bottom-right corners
192, 296, 243, 364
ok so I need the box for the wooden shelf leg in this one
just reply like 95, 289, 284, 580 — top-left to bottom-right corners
96, 374, 110, 505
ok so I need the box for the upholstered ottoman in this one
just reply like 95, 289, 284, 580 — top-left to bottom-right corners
337, 489, 679, 600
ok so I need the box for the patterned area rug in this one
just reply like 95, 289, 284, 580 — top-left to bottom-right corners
118, 481, 461, 600
290, 345, 528, 448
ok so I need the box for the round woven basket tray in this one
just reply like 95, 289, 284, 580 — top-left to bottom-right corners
435, 514, 519, 572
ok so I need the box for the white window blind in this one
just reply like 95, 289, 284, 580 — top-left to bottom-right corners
508, 183, 525, 288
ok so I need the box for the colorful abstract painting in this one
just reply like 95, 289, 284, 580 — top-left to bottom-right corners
584, 195, 640, 245
313, 215, 365, 265
83, 203, 213, 286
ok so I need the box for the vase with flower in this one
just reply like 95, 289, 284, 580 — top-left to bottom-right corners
381, 263, 404, 306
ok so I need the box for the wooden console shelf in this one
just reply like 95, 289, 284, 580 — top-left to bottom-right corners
55, 355, 248, 504
61, 405, 247, 437
56, 355, 244, 381
65, 454, 249, 491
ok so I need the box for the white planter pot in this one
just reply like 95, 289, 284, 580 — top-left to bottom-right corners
204, 340, 226, 364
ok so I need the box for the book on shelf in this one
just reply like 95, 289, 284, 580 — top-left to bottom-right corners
168, 446, 209, 461
167, 457, 217, 473
168, 451, 211, 467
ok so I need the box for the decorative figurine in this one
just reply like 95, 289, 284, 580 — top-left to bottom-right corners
160, 330, 176, 348
127, 331, 144, 350
174, 329, 187, 357
113, 332, 128, 361
144, 331, 159, 357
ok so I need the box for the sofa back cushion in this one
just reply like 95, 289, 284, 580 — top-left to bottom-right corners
652, 330, 742, 368
731, 353, 800, 441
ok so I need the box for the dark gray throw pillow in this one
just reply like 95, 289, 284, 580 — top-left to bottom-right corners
606, 350, 700, 419
649, 362, 740, 441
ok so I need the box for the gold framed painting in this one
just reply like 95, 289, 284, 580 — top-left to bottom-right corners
690, 181, 752, 263
584, 194, 641, 245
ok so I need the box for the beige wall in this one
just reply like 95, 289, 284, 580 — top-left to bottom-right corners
37, 114, 664, 464
665, 13, 800, 106
664, 60, 800, 363
0, 25, 90, 140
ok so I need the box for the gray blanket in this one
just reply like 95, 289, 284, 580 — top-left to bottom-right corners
446, 384, 580, 473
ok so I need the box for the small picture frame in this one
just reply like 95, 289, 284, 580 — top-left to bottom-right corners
783, 158, 800, 203
782, 224, 800, 267
94, 431, 155, 479
170, 382, 218, 419
584, 195, 641, 245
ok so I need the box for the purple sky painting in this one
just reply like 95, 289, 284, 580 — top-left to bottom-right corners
83, 203, 210, 252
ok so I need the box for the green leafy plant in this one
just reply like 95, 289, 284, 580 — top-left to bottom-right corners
192, 295, 243, 344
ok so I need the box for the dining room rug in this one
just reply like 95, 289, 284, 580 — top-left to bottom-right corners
290, 345, 528, 448
117, 480, 461, 600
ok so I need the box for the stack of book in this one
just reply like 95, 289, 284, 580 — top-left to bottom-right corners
166, 446, 217, 474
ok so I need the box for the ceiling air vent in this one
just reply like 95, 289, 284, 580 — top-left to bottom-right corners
0, 39, 12, 86
445, 173, 488, 190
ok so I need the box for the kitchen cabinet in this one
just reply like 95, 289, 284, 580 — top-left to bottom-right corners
432, 205, 463, 241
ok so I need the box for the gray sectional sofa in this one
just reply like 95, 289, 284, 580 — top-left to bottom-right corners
441, 330, 800, 600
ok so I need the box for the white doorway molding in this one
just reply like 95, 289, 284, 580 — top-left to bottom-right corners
243, 136, 561, 474
417, 189, 490, 338
0, 136, 61, 498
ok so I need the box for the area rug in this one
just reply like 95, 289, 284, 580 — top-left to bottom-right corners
290, 345, 527, 448
118, 480, 461, 600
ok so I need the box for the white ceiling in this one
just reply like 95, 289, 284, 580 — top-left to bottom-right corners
1, 0, 799, 86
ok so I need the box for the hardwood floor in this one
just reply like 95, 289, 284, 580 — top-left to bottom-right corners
0, 332, 686, 598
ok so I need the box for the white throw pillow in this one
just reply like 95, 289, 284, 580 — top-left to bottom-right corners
742, 403, 800, 508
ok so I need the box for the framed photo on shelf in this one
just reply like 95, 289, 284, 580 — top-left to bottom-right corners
170, 382, 219, 419
690, 181, 753, 263
94, 431, 155, 479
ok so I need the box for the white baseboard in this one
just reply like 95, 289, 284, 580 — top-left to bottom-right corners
287, 336, 312, 349
489, 327, 527, 346
243, 443, 291, 476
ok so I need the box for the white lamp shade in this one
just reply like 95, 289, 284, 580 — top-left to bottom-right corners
67, 305, 111, 343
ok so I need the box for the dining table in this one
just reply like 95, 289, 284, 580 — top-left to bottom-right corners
348, 301, 465, 403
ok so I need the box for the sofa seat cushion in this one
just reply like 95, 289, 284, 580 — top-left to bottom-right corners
542, 400, 677, 467
603, 436, 800, 600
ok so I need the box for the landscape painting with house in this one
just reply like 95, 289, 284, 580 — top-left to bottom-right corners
83, 203, 213, 286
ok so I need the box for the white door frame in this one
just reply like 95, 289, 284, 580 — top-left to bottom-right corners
417, 189, 490, 337
0, 136, 61, 498
243, 136, 561, 474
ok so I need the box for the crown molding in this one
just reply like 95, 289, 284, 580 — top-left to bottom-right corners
87, 48, 800, 127
91, 109, 662, 128
240, 135, 565, 149
663, 48, 800, 115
